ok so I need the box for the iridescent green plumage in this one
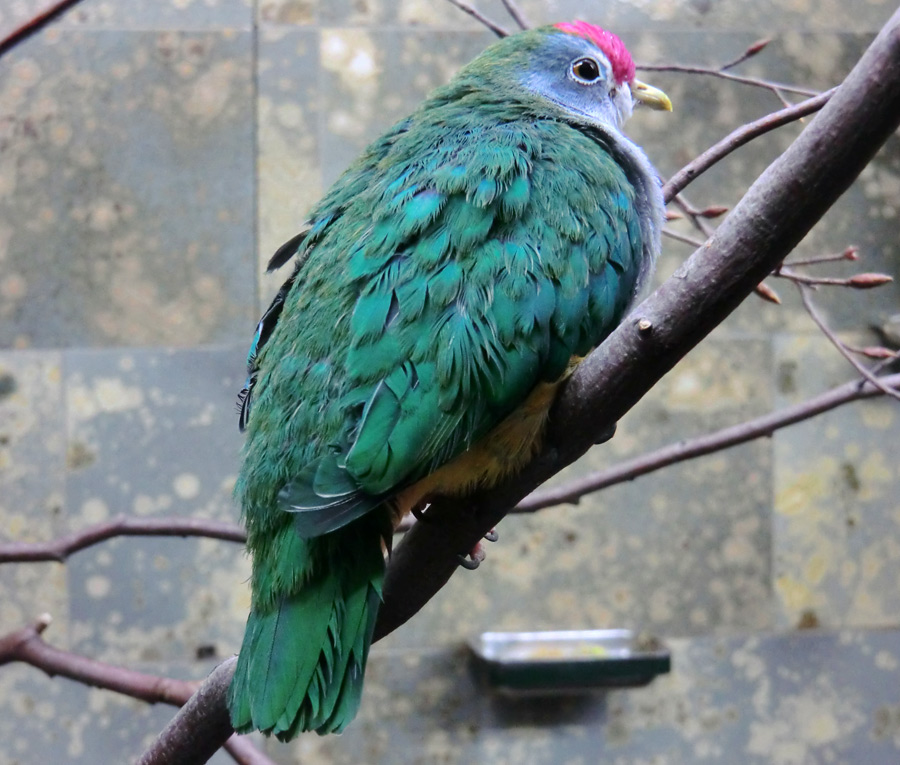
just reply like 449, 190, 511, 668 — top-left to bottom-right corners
229, 23, 666, 739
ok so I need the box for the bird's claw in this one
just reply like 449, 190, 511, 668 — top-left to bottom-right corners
457, 554, 481, 570
457, 540, 487, 570
483, 528, 499, 543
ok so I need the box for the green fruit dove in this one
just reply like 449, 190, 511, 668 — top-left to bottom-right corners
228, 21, 672, 740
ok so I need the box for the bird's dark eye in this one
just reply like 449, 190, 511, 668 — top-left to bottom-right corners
571, 57, 601, 84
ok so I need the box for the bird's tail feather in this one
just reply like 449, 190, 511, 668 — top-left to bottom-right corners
228, 519, 385, 739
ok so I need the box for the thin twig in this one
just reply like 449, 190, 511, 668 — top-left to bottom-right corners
844, 344, 899, 361
670, 194, 716, 239
222, 736, 275, 765
777, 267, 893, 288
662, 228, 705, 248
443, 0, 509, 37
785, 246, 858, 267
0, 0, 85, 58
0, 615, 194, 703
0, 617, 273, 765
796, 284, 900, 402
720, 38, 772, 71
498, 0, 531, 30
0, 516, 246, 564
515, 371, 900, 512
638, 64, 821, 98
663, 90, 835, 201
0, 510, 442, 565
771, 87, 795, 109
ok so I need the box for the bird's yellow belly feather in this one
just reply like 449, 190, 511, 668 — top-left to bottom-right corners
393, 358, 581, 523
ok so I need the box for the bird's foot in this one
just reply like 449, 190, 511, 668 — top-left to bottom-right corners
483, 528, 499, 543
457, 541, 487, 570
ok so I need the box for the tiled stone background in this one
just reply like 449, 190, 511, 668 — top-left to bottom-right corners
1, 0, 898, 762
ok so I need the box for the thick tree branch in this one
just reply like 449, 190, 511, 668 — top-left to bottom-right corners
136, 658, 242, 765
142, 11, 900, 763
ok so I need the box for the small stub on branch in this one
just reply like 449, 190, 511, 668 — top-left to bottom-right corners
637, 318, 653, 334
755, 281, 782, 304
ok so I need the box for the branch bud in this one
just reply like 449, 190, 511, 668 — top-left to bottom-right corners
849, 272, 893, 288
755, 281, 782, 304
857, 346, 898, 360
745, 38, 771, 57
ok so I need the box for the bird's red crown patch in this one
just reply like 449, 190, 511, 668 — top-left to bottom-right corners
554, 21, 636, 85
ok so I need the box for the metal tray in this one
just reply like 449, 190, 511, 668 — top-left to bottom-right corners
468, 629, 671, 695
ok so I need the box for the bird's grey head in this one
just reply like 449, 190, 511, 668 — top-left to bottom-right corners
523, 22, 671, 131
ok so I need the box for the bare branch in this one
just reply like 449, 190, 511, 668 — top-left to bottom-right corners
771, 87, 795, 109
0, 618, 270, 765
0, 509, 444, 566
787, 245, 859, 267
662, 228, 705, 248
845, 344, 899, 361
0, 614, 194, 703
638, 63, 821, 98
498, 0, 531, 30
663, 90, 835, 200
0, 0, 85, 58
137, 658, 241, 765
221, 737, 276, 765
776, 267, 893, 288
514, 371, 900, 512
0, 516, 246, 564
443, 0, 509, 37
670, 194, 716, 238
796, 284, 900, 402
720, 38, 772, 71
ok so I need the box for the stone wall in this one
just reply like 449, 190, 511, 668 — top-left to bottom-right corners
1, 1, 898, 762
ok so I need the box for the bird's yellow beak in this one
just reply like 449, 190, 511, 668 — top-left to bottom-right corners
630, 79, 673, 112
